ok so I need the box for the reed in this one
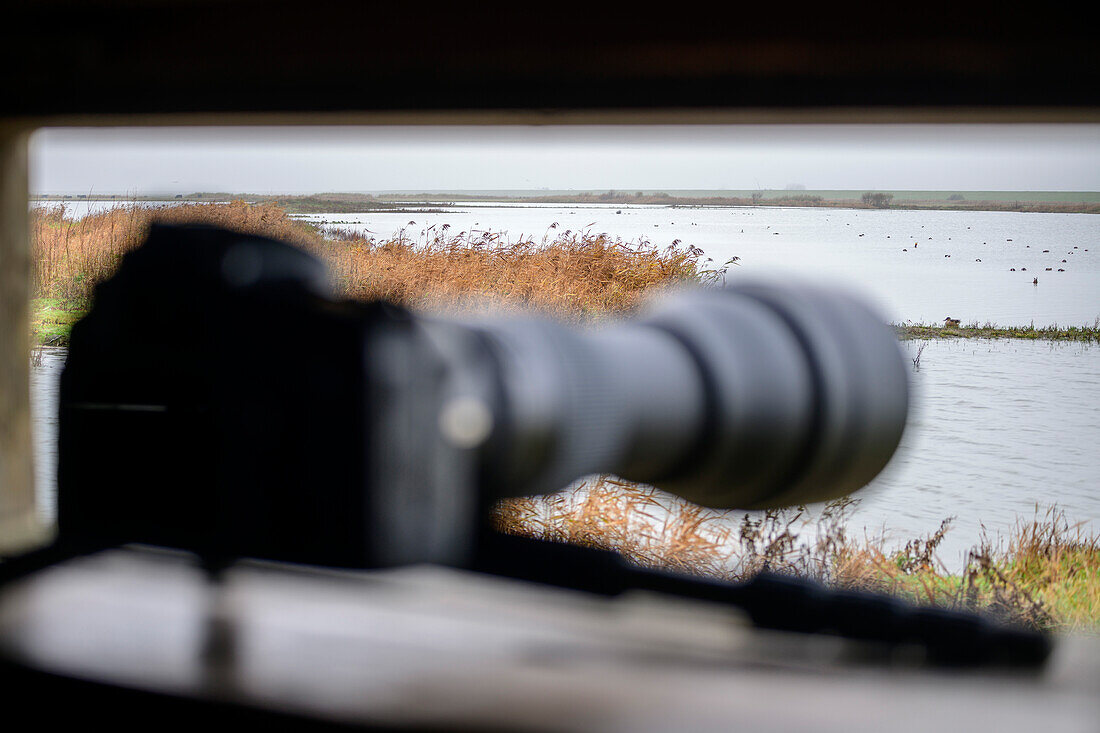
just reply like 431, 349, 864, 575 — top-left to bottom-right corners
309, 224, 722, 318
30, 202, 723, 321
31, 201, 319, 306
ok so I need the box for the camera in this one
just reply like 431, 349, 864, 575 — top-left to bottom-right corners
57, 224, 908, 570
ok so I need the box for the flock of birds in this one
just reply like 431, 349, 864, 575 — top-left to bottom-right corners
725, 218, 1088, 288
755, 217, 1092, 329
892, 226, 1087, 284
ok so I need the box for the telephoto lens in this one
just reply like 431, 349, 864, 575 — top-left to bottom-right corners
464, 281, 910, 510
58, 225, 908, 569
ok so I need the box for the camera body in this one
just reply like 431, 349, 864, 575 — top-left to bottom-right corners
58, 224, 908, 571
58, 225, 468, 568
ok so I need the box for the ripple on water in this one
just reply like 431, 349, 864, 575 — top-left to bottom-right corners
853, 339, 1100, 566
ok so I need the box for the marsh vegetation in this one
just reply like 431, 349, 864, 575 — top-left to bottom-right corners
30, 201, 720, 339
493, 480, 1100, 632
897, 320, 1100, 342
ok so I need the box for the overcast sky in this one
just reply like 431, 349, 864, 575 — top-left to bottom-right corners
29, 124, 1100, 194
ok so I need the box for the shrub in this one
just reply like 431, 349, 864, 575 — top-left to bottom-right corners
861, 192, 894, 208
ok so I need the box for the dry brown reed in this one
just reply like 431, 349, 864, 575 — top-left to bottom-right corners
491, 477, 863, 583
309, 224, 716, 318
31, 202, 721, 319
31, 201, 317, 305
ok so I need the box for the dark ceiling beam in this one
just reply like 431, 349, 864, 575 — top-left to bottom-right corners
3, 2, 1098, 119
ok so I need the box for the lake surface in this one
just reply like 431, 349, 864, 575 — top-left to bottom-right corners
30, 202, 1100, 568
860, 338, 1099, 565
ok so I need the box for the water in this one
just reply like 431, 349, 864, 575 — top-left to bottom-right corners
858, 338, 1100, 565
31, 348, 65, 520
29, 203, 1100, 568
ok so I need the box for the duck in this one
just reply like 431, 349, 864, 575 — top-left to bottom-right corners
944, 317, 961, 328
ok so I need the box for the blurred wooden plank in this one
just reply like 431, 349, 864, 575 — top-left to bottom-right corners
0, 126, 50, 554
2, 549, 1098, 731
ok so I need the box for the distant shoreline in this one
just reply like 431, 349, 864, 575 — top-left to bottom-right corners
30, 190, 1100, 215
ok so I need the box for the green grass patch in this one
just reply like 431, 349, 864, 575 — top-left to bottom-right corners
896, 321, 1100, 342
31, 297, 85, 346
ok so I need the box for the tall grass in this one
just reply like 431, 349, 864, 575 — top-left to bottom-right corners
30, 202, 723, 318
313, 224, 723, 317
31, 201, 319, 306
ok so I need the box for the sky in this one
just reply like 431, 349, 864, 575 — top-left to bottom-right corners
29, 124, 1100, 195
